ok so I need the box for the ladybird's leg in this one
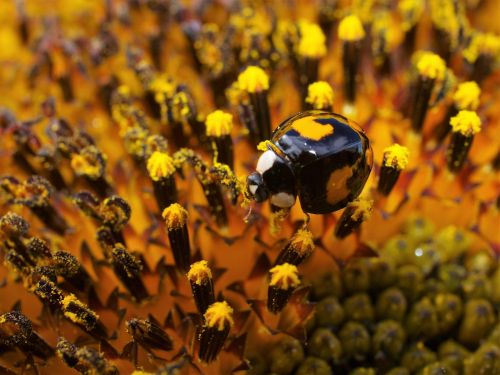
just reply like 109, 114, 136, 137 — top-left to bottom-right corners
269, 206, 290, 236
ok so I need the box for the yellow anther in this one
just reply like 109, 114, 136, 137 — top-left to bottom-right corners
290, 228, 315, 256
172, 91, 191, 122
149, 75, 175, 98
205, 110, 233, 137
398, 0, 424, 32
347, 197, 374, 221
383, 144, 410, 170
463, 32, 500, 63
297, 22, 327, 58
117, 85, 130, 97
237, 66, 269, 93
306, 81, 334, 109
338, 15, 366, 42
62, 294, 98, 325
450, 110, 482, 136
187, 260, 212, 285
162, 203, 188, 230
430, 0, 461, 50
146, 151, 175, 181
70, 152, 103, 179
204, 301, 234, 331
416, 51, 446, 80
371, 11, 403, 54
453, 81, 481, 111
269, 263, 300, 290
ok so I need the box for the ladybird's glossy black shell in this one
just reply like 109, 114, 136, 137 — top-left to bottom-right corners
271, 111, 372, 214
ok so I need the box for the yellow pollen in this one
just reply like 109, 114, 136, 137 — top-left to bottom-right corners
146, 151, 175, 181
338, 15, 366, 42
237, 66, 269, 93
416, 52, 446, 80
187, 260, 212, 285
62, 294, 98, 324
162, 203, 188, 230
398, 0, 424, 32
205, 110, 233, 137
450, 110, 482, 136
117, 85, 130, 97
172, 92, 191, 122
452, 81, 481, 112
430, 0, 460, 50
348, 197, 374, 221
298, 22, 327, 58
257, 140, 273, 152
383, 144, 410, 170
204, 301, 234, 331
70, 154, 101, 179
306, 81, 334, 109
269, 263, 300, 290
290, 228, 315, 256
149, 75, 175, 98
463, 32, 500, 63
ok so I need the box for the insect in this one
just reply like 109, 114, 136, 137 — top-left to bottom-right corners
247, 110, 372, 214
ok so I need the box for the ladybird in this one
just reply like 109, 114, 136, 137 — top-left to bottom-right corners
247, 110, 373, 214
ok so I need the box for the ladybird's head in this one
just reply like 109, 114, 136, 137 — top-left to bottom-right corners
246, 150, 296, 208
246, 171, 269, 203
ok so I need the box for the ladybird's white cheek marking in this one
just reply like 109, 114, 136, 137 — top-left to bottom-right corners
249, 184, 258, 195
270, 192, 296, 208
256, 151, 276, 174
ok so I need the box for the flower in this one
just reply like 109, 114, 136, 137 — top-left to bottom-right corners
0, 1, 498, 374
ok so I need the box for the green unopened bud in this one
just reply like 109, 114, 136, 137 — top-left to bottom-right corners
417, 361, 457, 375
372, 320, 406, 360
308, 328, 342, 362
435, 226, 470, 262
465, 251, 494, 275
349, 368, 376, 375
269, 337, 305, 374
491, 268, 500, 305
247, 355, 268, 375
488, 324, 500, 346
406, 298, 439, 340
404, 216, 434, 245
459, 299, 496, 346
366, 258, 396, 290
401, 343, 438, 373
410, 245, 441, 276
434, 293, 463, 335
296, 357, 332, 375
376, 287, 408, 321
397, 265, 425, 301
343, 259, 371, 294
311, 271, 343, 300
339, 321, 371, 361
386, 368, 410, 375
438, 340, 470, 373
438, 264, 466, 294
463, 343, 500, 375
462, 273, 492, 300
422, 278, 447, 299
315, 297, 345, 328
344, 293, 375, 325
381, 236, 412, 265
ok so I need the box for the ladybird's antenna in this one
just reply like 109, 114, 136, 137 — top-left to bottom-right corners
243, 203, 254, 224
303, 212, 311, 227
